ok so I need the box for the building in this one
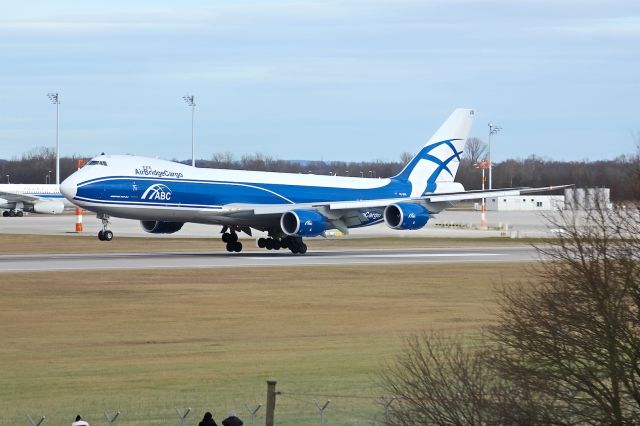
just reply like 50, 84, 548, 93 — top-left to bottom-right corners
485, 195, 565, 211
481, 187, 611, 211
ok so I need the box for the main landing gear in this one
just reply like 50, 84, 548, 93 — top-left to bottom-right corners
257, 236, 307, 254
2, 210, 23, 217
222, 231, 243, 252
97, 214, 113, 241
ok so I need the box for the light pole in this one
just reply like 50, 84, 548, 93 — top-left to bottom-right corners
182, 94, 196, 167
488, 122, 501, 190
6, 174, 9, 184
47, 170, 51, 185
47, 93, 60, 185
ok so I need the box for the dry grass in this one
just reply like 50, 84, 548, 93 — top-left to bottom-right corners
0, 233, 533, 255
0, 263, 534, 425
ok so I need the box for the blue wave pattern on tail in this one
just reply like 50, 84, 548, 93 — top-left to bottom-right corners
393, 139, 463, 195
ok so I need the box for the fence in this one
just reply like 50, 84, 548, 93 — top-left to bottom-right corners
5, 381, 402, 426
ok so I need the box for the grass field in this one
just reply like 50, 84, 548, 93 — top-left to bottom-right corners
0, 262, 535, 425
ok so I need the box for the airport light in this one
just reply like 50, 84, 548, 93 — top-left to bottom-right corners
47, 93, 60, 185
5, 174, 9, 184
47, 170, 51, 184
488, 122, 502, 190
475, 161, 490, 230
360, 171, 364, 178
182, 94, 196, 167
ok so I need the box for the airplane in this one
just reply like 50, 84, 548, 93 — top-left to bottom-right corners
0, 184, 75, 217
59, 108, 568, 253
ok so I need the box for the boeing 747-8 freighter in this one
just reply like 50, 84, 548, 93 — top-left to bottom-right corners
60, 109, 567, 253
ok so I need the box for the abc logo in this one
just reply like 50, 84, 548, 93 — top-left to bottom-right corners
142, 184, 172, 201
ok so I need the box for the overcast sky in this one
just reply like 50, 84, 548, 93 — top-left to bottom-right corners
0, 0, 638, 163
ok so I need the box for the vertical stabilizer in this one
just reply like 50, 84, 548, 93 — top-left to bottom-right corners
394, 108, 474, 196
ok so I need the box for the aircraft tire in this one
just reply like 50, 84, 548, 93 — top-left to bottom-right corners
299, 243, 307, 254
8, 210, 15, 217
229, 233, 238, 242
257, 238, 266, 248
16, 211, 23, 217
98, 230, 105, 241
226, 243, 234, 252
280, 238, 288, 249
103, 230, 114, 241
222, 233, 230, 243
234, 241, 243, 252
2, 211, 8, 217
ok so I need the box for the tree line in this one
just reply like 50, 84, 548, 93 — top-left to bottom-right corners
1, 143, 638, 200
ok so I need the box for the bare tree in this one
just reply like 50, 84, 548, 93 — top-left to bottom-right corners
489, 203, 640, 424
380, 202, 640, 425
463, 137, 487, 164
400, 152, 413, 165
380, 333, 516, 426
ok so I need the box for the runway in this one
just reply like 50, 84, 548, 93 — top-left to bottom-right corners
0, 246, 538, 272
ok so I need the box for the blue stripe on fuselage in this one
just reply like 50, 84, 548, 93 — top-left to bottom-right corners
75, 176, 411, 207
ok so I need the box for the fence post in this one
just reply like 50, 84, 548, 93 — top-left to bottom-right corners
378, 396, 397, 425
246, 403, 262, 426
175, 407, 191, 426
313, 400, 330, 426
104, 410, 120, 425
27, 415, 45, 426
266, 379, 277, 426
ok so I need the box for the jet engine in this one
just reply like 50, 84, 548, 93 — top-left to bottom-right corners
32, 200, 65, 214
140, 221, 185, 234
383, 203, 430, 230
280, 210, 329, 237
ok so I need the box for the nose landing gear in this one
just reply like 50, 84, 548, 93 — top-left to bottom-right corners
97, 214, 113, 241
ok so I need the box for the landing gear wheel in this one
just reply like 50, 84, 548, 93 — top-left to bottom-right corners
257, 238, 266, 248
2, 211, 8, 217
8, 210, 15, 217
299, 243, 308, 254
16, 211, 23, 217
103, 230, 114, 241
98, 230, 105, 241
226, 241, 243, 252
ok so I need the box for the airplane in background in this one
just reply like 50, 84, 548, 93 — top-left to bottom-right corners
0, 184, 74, 217
60, 108, 567, 254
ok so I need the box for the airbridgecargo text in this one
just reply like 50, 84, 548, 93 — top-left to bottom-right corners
135, 166, 183, 179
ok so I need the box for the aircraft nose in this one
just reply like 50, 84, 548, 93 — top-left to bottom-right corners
60, 174, 77, 200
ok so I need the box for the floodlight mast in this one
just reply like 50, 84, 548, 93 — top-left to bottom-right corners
488, 121, 502, 190
47, 93, 60, 185
182, 95, 196, 167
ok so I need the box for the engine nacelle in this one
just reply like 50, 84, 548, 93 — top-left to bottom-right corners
384, 203, 430, 230
140, 221, 185, 234
280, 209, 330, 237
33, 200, 64, 214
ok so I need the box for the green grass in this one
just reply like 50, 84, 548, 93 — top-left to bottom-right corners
0, 263, 534, 425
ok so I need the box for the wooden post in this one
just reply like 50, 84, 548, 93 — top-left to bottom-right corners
266, 379, 277, 426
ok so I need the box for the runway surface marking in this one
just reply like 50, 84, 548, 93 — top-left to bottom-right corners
0, 247, 536, 272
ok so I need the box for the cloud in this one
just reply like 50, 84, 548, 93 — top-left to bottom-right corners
535, 16, 640, 38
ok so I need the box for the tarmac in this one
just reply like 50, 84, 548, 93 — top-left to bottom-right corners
0, 246, 538, 272
0, 209, 554, 271
0, 209, 561, 239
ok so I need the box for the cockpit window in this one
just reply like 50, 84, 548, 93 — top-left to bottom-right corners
87, 160, 108, 166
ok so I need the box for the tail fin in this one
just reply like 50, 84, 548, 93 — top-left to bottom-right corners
393, 108, 475, 196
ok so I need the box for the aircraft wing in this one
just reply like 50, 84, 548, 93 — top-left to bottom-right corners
0, 190, 43, 204
250, 185, 572, 214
